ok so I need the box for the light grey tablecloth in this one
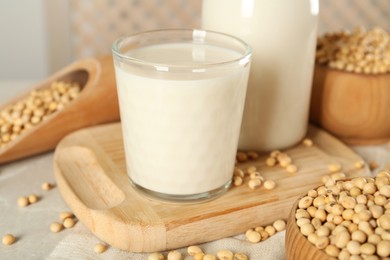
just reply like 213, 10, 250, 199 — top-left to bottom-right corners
0, 82, 389, 260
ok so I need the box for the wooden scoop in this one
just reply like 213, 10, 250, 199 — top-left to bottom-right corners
0, 55, 120, 164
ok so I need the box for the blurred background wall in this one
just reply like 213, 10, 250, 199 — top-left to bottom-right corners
0, 0, 389, 80
0, 0, 71, 80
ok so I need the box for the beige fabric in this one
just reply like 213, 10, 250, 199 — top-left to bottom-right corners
1, 142, 387, 259
48, 225, 285, 259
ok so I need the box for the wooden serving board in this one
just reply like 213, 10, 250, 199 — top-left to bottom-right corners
54, 123, 370, 253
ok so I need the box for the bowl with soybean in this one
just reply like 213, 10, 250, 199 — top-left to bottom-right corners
310, 64, 390, 145
285, 173, 390, 260
310, 27, 390, 145
286, 191, 334, 260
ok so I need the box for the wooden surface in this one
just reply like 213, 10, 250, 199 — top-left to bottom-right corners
285, 194, 335, 260
0, 55, 119, 164
310, 64, 390, 145
53, 123, 370, 253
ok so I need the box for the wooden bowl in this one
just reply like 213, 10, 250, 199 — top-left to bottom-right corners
310, 64, 390, 145
285, 193, 335, 260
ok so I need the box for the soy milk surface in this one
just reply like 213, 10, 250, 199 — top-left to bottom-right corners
114, 43, 250, 195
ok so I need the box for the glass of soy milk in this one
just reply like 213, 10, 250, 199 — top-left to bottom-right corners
112, 29, 252, 201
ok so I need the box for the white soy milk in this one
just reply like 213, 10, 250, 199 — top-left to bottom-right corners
114, 43, 250, 195
203, 0, 318, 151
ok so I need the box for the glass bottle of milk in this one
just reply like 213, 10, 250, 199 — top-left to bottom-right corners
202, 0, 319, 151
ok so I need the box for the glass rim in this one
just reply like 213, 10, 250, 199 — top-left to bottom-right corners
111, 28, 252, 70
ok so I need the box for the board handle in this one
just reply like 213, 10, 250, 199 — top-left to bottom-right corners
55, 146, 125, 210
